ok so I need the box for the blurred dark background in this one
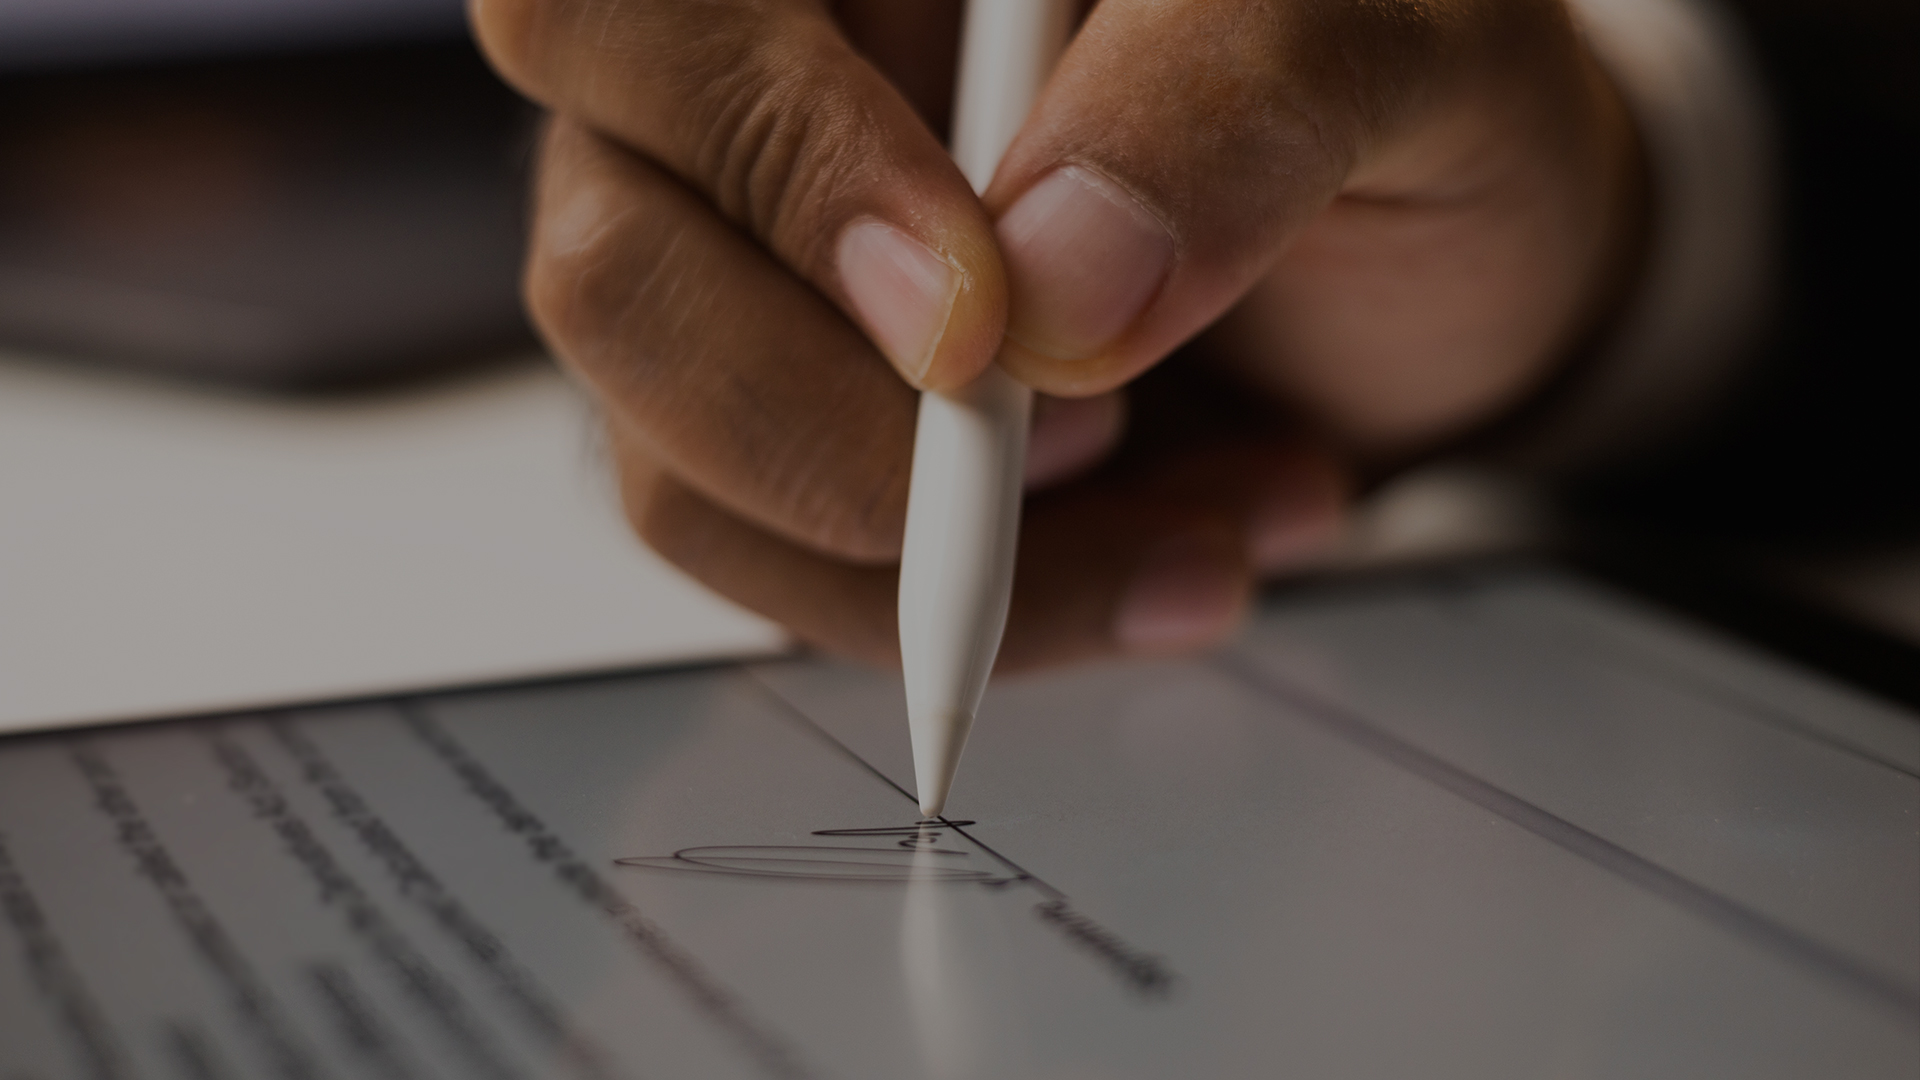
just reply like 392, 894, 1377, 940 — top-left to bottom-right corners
0, 0, 536, 389
0, 0, 1910, 543
1576, 0, 1920, 546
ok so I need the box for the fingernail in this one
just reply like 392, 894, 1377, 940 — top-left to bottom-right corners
837, 217, 961, 384
1115, 532, 1246, 653
997, 165, 1174, 361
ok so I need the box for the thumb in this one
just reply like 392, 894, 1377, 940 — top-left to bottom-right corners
983, 0, 1579, 396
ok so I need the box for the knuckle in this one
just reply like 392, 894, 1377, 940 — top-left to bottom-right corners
524, 111, 912, 565
543, 237, 910, 566
689, 18, 866, 257
522, 208, 615, 371
524, 163, 662, 380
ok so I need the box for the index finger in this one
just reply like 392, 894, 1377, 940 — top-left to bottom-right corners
470, 0, 1005, 390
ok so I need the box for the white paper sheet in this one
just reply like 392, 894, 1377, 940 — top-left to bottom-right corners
0, 355, 785, 733
1, 566, 1913, 1079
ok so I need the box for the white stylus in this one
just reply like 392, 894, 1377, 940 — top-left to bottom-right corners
900, 0, 1074, 820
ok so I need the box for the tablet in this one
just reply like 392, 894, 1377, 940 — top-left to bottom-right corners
2, 561, 1915, 1079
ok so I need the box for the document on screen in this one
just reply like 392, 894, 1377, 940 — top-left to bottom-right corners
1, 565, 1914, 1079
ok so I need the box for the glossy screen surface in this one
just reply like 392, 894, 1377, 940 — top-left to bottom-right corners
2, 567, 1915, 1079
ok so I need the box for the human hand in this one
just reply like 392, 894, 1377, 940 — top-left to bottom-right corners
469, 0, 1644, 669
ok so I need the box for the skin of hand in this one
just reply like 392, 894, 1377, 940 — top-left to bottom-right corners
468, 0, 1645, 670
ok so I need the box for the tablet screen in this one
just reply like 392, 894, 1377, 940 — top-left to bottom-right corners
2, 564, 1914, 1078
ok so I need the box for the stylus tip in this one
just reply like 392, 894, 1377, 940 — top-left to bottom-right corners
908, 705, 971, 825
